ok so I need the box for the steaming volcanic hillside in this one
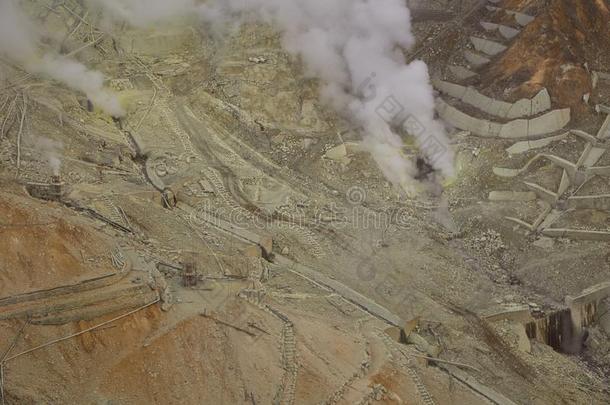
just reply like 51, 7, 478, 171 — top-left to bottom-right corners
0, 1, 609, 404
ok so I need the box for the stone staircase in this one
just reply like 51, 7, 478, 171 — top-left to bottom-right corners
377, 331, 436, 405
267, 306, 298, 405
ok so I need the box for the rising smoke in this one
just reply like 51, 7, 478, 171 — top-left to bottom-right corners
196, 0, 454, 192
0, 0, 124, 117
2, 0, 453, 191
31, 136, 63, 176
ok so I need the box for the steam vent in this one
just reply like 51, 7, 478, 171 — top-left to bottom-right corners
1, 0, 609, 404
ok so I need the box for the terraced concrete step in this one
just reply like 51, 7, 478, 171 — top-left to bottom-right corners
436, 98, 570, 138
448, 65, 478, 81
433, 79, 551, 118
470, 37, 507, 56
463, 50, 490, 67
486, 6, 535, 26
506, 133, 569, 154
480, 21, 520, 40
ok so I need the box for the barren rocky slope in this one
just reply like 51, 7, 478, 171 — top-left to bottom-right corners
0, 1, 609, 404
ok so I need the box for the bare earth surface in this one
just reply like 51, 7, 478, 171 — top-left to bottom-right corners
0, 1, 609, 404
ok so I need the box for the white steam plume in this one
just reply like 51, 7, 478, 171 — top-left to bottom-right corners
70, 0, 455, 191
196, 0, 454, 192
31, 136, 63, 176
0, 0, 124, 117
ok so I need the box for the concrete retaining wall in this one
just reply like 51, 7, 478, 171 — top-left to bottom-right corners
527, 109, 572, 136
480, 21, 520, 39
436, 98, 570, 138
464, 50, 490, 67
571, 129, 598, 144
524, 182, 557, 204
486, 6, 535, 26
524, 309, 574, 352
588, 166, 610, 177
541, 228, 610, 241
433, 79, 551, 118
448, 65, 478, 80
25, 182, 65, 202
488, 191, 537, 202
567, 195, 610, 210
596, 113, 610, 139
483, 282, 610, 357
566, 282, 610, 334
470, 37, 507, 56
506, 133, 568, 154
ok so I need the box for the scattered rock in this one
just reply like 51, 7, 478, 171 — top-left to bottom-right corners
248, 56, 267, 64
